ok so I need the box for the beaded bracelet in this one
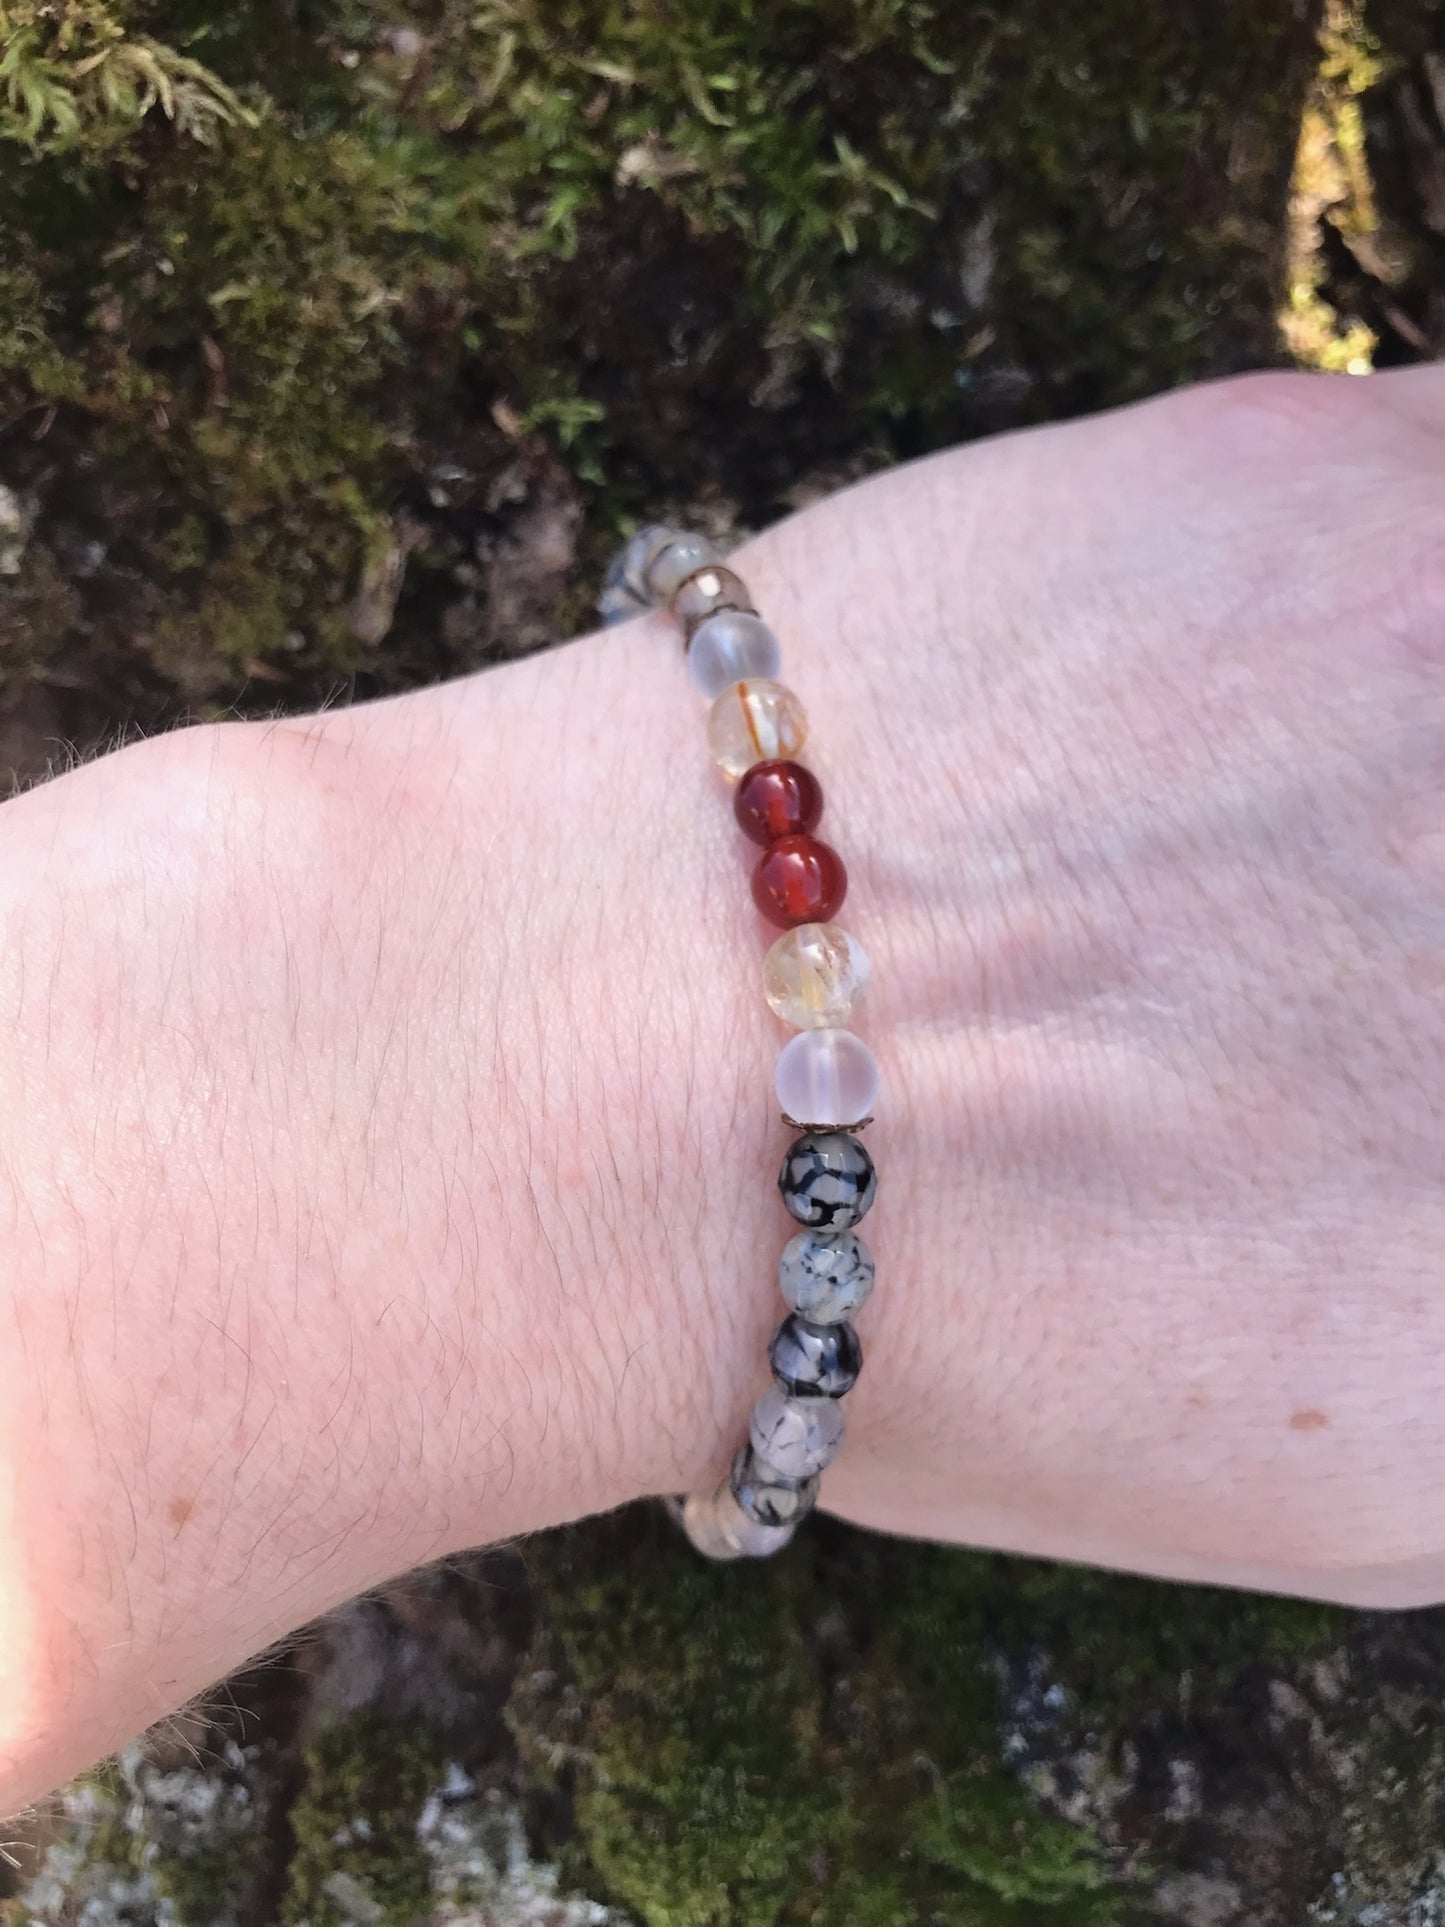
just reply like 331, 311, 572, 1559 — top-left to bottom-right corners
600, 527, 879, 1560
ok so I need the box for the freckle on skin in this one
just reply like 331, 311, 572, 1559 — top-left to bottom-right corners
167, 1495, 196, 1529
1290, 1409, 1329, 1432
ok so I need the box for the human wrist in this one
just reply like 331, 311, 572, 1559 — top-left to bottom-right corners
0, 676, 739, 1806
0, 441, 1036, 1807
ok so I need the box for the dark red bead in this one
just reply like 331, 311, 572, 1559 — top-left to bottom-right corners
752, 835, 848, 928
734, 760, 824, 846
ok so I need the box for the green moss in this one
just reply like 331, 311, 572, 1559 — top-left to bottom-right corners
2, 0, 1321, 716
514, 1516, 1359, 1927
280, 1713, 449, 1927
518, 1517, 1138, 1927
980, 1554, 1345, 1726
521, 1515, 841, 1927
0, 0, 248, 157
813, 1540, 1129, 1926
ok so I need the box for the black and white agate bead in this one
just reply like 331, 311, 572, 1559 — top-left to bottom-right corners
730, 1443, 820, 1529
778, 1228, 874, 1323
769, 1313, 862, 1398
617, 526, 886, 1563
749, 1384, 846, 1479
777, 1130, 876, 1230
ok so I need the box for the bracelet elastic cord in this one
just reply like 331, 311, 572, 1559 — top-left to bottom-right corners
600, 527, 880, 1559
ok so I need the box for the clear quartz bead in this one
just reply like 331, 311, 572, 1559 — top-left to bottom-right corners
750, 1385, 846, 1478
686, 611, 783, 698
680, 1483, 795, 1559
775, 1027, 879, 1128
763, 922, 869, 1029
706, 679, 808, 780
778, 1229, 875, 1323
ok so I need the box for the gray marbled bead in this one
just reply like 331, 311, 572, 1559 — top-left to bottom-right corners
769, 1314, 862, 1398
730, 1444, 819, 1529
598, 524, 675, 625
750, 1385, 846, 1479
778, 1131, 876, 1230
778, 1229, 874, 1323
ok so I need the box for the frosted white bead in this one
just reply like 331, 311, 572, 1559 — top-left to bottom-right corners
774, 1027, 879, 1128
750, 1386, 846, 1479
763, 922, 869, 1029
679, 1485, 794, 1560
686, 611, 782, 698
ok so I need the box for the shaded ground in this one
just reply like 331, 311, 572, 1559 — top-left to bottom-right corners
7, 0, 1445, 1921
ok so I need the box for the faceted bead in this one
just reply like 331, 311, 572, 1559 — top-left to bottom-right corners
730, 1443, 820, 1529
687, 611, 783, 699
680, 1484, 794, 1559
769, 1313, 862, 1398
778, 1229, 875, 1323
778, 1130, 877, 1229
752, 835, 847, 928
734, 760, 823, 846
763, 921, 868, 1028
707, 679, 808, 781
775, 1028, 879, 1128
674, 565, 756, 635
750, 1385, 846, 1479
643, 532, 723, 602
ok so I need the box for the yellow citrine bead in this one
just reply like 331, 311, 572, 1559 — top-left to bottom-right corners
763, 922, 870, 1030
706, 679, 808, 781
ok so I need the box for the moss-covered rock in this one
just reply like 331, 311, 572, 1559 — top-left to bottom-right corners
280, 1715, 447, 1927
514, 1516, 1137, 1926
3, 0, 1321, 759
15, 1733, 284, 1927
10, 1521, 1445, 1927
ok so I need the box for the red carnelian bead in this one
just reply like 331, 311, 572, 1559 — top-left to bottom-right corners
734, 760, 824, 846
752, 835, 848, 928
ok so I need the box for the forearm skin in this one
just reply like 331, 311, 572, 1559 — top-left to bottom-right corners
10, 371, 1445, 1810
